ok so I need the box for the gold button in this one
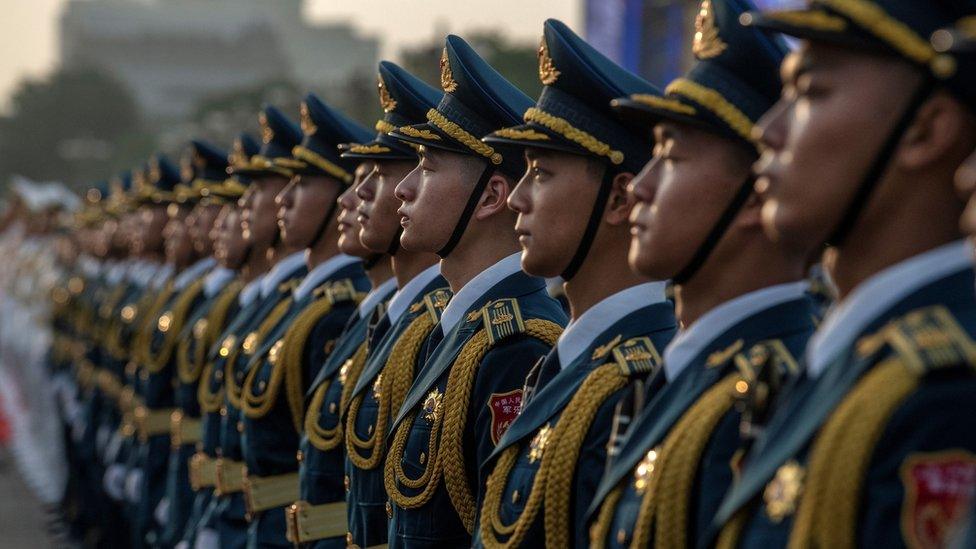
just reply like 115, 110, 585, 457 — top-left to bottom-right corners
419, 452, 426, 465
237, 421, 244, 433
258, 380, 267, 391
215, 369, 223, 380
346, 532, 353, 546
386, 501, 392, 518
296, 450, 304, 463
220, 406, 227, 417
367, 424, 373, 435
344, 475, 350, 491
617, 528, 627, 545
329, 403, 337, 414
511, 490, 520, 504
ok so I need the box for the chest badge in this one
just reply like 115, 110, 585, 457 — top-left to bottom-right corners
157, 311, 173, 333
528, 423, 553, 464
193, 318, 208, 340
763, 460, 805, 522
422, 389, 443, 423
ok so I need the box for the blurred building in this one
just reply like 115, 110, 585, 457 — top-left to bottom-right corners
59, 0, 379, 120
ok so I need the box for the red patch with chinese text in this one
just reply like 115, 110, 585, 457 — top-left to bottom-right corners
900, 451, 976, 549
487, 390, 523, 445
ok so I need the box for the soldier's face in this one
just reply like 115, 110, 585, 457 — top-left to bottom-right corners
276, 174, 342, 250
164, 210, 193, 267
509, 148, 602, 277
395, 147, 480, 253
214, 206, 248, 269
337, 162, 376, 258
956, 148, 976, 239
189, 204, 220, 257
139, 205, 169, 256
754, 43, 923, 256
629, 121, 751, 279
240, 176, 289, 249
356, 160, 415, 252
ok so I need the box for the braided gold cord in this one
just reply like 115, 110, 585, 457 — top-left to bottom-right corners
425, 109, 503, 165
347, 313, 434, 469
198, 363, 224, 413
303, 341, 369, 451
226, 297, 293, 408
652, 375, 741, 549
241, 297, 308, 421
276, 298, 337, 431
133, 282, 176, 366
714, 507, 752, 549
589, 485, 624, 549
146, 280, 204, 374
544, 364, 630, 548
523, 108, 624, 165
442, 319, 564, 534
179, 281, 242, 385
788, 358, 917, 549
384, 409, 443, 508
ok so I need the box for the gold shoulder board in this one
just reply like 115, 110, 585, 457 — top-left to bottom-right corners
612, 336, 663, 376
423, 288, 452, 323
481, 298, 526, 346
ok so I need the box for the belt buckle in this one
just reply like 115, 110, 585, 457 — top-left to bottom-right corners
285, 502, 301, 545
242, 467, 254, 521
188, 453, 201, 491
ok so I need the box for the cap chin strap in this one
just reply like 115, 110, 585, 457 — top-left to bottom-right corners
363, 253, 384, 270
825, 77, 934, 248
672, 173, 756, 285
306, 198, 340, 251
560, 168, 615, 281
386, 226, 403, 257
436, 162, 496, 258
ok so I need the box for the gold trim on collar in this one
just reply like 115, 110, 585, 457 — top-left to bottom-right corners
426, 109, 504, 165
666, 78, 756, 144
629, 94, 698, 116
523, 107, 624, 165
292, 146, 353, 183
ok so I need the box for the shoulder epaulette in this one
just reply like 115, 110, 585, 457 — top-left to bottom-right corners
855, 305, 976, 374
608, 336, 662, 377
733, 339, 800, 380
422, 288, 452, 322
323, 279, 358, 305
481, 298, 526, 346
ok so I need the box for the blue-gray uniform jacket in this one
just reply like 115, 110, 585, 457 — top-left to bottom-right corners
386, 270, 567, 548
212, 265, 308, 549
587, 293, 815, 548
176, 276, 242, 546
239, 261, 368, 548
295, 280, 398, 549
345, 277, 450, 548
709, 265, 976, 548
474, 299, 677, 548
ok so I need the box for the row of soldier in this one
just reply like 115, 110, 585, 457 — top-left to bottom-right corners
45, 1, 976, 548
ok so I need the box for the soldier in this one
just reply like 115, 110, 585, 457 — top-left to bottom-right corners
187, 134, 261, 549
707, 1, 976, 547
584, 1, 817, 547
336, 61, 447, 549
236, 93, 374, 548
156, 139, 235, 548
209, 106, 309, 549
474, 19, 677, 548
384, 35, 568, 547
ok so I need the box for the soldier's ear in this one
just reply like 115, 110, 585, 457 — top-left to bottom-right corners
897, 91, 976, 173
474, 172, 514, 221
605, 172, 636, 226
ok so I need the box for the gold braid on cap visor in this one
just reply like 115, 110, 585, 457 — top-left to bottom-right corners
522, 107, 624, 165
425, 109, 503, 165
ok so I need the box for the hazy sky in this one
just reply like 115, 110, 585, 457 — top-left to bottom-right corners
0, 0, 580, 113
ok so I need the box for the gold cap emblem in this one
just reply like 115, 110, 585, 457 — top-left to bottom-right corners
440, 48, 458, 93
378, 74, 398, 113
538, 37, 561, 85
299, 102, 317, 136
693, 0, 728, 60
259, 112, 274, 144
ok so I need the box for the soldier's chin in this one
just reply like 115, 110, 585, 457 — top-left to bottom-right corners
519, 249, 560, 279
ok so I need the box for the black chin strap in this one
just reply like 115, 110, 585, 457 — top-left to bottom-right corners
386, 227, 403, 257
673, 173, 756, 285
437, 163, 496, 258
825, 77, 935, 247
363, 253, 384, 270
561, 168, 615, 280
307, 198, 340, 250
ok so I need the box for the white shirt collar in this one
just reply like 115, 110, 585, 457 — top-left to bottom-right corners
806, 239, 972, 378
293, 254, 359, 301
151, 263, 174, 289
438, 252, 524, 334
663, 281, 809, 382
387, 263, 442, 326
359, 276, 397, 317
556, 281, 668, 369
239, 274, 265, 307
260, 251, 306, 298
174, 257, 216, 291
203, 266, 235, 298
